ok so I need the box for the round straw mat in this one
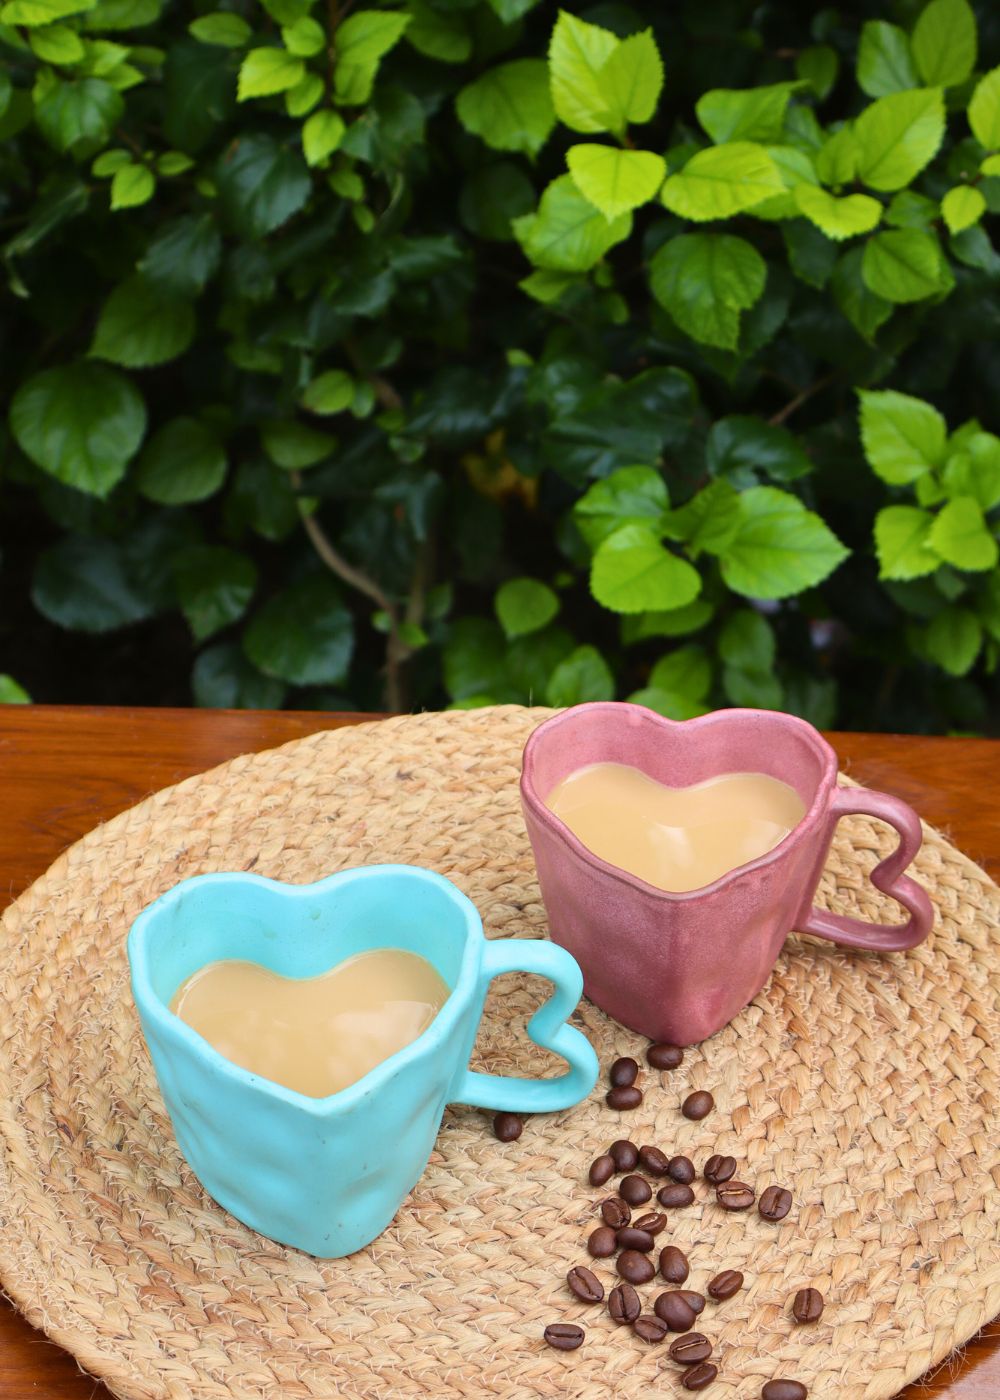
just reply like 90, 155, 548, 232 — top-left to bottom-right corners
0, 707, 998, 1400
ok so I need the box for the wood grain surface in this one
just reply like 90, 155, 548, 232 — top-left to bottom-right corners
0, 706, 996, 1400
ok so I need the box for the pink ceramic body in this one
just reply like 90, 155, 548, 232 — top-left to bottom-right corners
520, 703, 934, 1046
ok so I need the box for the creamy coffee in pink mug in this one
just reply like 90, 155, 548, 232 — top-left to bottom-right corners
520, 703, 933, 1046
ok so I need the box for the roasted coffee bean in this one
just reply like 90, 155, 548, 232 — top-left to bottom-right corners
683, 1362, 719, 1390
704, 1154, 736, 1185
667, 1154, 695, 1184
659, 1245, 690, 1284
716, 1181, 755, 1211
608, 1282, 641, 1325
682, 1090, 714, 1120
609, 1056, 639, 1088
617, 1249, 655, 1285
653, 1291, 697, 1332
567, 1266, 604, 1304
620, 1174, 652, 1206
608, 1139, 639, 1172
588, 1153, 615, 1187
758, 1185, 793, 1222
493, 1112, 522, 1141
707, 1269, 743, 1301
792, 1288, 824, 1324
761, 1382, 807, 1400
634, 1211, 667, 1236
639, 1144, 671, 1176
601, 1196, 631, 1229
633, 1314, 669, 1343
587, 1226, 617, 1258
607, 1084, 643, 1110
647, 1042, 684, 1070
676, 1290, 705, 1315
543, 1322, 584, 1351
668, 1333, 713, 1365
657, 1182, 695, 1209
617, 1227, 655, 1253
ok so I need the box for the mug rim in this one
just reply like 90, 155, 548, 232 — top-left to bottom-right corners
127, 863, 483, 1118
520, 702, 837, 902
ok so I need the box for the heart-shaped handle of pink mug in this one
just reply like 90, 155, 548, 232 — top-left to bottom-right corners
795, 786, 933, 952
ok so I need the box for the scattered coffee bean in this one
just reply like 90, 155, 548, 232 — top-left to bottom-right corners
758, 1185, 793, 1222
761, 1382, 807, 1400
683, 1362, 719, 1390
633, 1211, 667, 1235
609, 1056, 639, 1088
607, 1085, 643, 1110
647, 1042, 684, 1070
619, 1174, 652, 1206
659, 1245, 690, 1284
633, 1314, 669, 1343
587, 1226, 617, 1258
716, 1181, 755, 1211
543, 1322, 584, 1351
676, 1290, 705, 1315
493, 1112, 522, 1141
657, 1182, 695, 1209
608, 1139, 639, 1172
601, 1196, 631, 1229
639, 1144, 671, 1176
682, 1090, 714, 1120
617, 1227, 655, 1252
653, 1291, 697, 1332
707, 1269, 743, 1301
667, 1154, 695, 1184
588, 1153, 615, 1187
608, 1282, 641, 1325
617, 1249, 655, 1285
567, 1265, 604, 1303
668, 1333, 713, 1366
792, 1288, 824, 1324
704, 1153, 736, 1184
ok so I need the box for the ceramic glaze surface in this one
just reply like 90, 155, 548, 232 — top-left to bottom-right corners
129, 864, 598, 1256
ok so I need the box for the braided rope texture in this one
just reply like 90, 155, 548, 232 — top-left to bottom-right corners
0, 707, 997, 1400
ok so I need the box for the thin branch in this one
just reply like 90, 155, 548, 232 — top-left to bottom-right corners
768, 371, 838, 428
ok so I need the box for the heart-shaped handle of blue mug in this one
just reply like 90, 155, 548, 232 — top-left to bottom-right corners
453, 938, 599, 1113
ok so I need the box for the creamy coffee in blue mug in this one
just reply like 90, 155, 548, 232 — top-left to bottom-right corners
128, 864, 599, 1257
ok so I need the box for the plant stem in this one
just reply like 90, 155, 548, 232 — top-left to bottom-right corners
768, 371, 838, 427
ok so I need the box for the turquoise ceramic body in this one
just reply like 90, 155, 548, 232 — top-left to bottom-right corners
128, 864, 598, 1257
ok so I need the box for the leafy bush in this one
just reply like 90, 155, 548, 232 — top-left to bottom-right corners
2, 0, 999, 730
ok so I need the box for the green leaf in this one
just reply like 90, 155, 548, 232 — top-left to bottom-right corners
925, 606, 981, 674
621, 600, 715, 644
286, 71, 323, 116
626, 687, 706, 720
136, 417, 227, 504
574, 466, 669, 550
547, 9, 616, 134
460, 161, 535, 241
138, 214, 221, 298
707, 416, 811, 485
854, 88, 945, 192
721, 663, 783, 709
495, 577, 559, 638
793, 186, 881, 240
862, 229, 945, 302
856, 21, 919, 98
831, 245, 893, 340
157, 151, 195, 176
91, 275, 194, 369
596, 29, 664, 131
0, 676, 31, 704
35, 77, 123, 154
261, 419, 335, 469
783, 219, 839, 289
929, 497, 999, 571
216, 133, 311, 239
92, 148, 130, 176
718, 608, 775, 671
815, 126, 857, 186
696, 83, 798, 144
718, 486, 849, 599
968, 67, 1000, 149
796, 45, 838, 101
886, 189, 938, 228
545, 644, 614, 706
174, 545, 257, 643
238, 46, 305, 100
1, 0, 92, 20
405, 0, 469, 63
10, 362, 145, 497
660, 141, 783, 221
32, 534, 155, 632
663, 480, 742, 556
981, 154, 1000, 176
301, 369, 354, 415
189, 12, 251, 46
941, 184, 985, 234
225, 458, 299, 542
858, 389, 946, 484
874, 505, 939, 579
752, 144, 819, 220
911, 0, 976, 89
164, 41, 235, 154
590, 524, 701, 614
282, 15, 325, 56
244, 576, 354, 685
943, 434, 1000, 510
29, 23, 85, 62
649, 644, 711, 700
456, 58, 554, 157
109, 163, 154, 210
649, 232, 766, 351
566, 145, 664, 218
192, 641, 286, 709
302, 108, 345, 165
443, 618, 506, 700
513, 174, 631, 272
334, 9, 410, 105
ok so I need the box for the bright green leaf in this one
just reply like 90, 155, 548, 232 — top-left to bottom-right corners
0, 676, 30, 704
302, 108, 345, 165
929, 496, 999, 571
718, 486, 849, 599
174, 545, 257, 643
282, 15, 325, 56
626, 687, 707, 720
1, 0, 93, 21
620, 600, 715, 644
660, 141, 783, 220
513, 174, 631, 272
886, 189, 938, 228
696, 83, 798, 144
91, 148, 130, 176
29, 23, 85, 62
649, 644, 711, 700
405, 1, 470, 63
911, 0, 977, 89
238, 46, 305, 100
663, 480, 742, 556
595, 29, 663, 131
854, 87, 945, 191
546, 645, 614, 706
261, 419, 335, 469
862, 228, 945, 302
495, 577, 559, 638
796, 45, 838, 101
244, 576, 354, 685
858, 388, 946, 484
286, 71, 323, 116
189, 11, 251, 46
91, 275, 195, 368
649, 232, 766, 350
157, 151, 195, 176
815, 125, 857, 186
301, 369, 354, 415
566, 144, 665, 219
590, 524, 701, 614
109, 162, 154, 209
135, 417, 227, 504
574, 466, 669, 550
334, 10, 409, 105
856, 21, 919, 98
981, 154, 1000, 176
547, 9, 617, 133
874, 505, 939, 579
456, 58, 554, 158
968, 67, 1000, 149
941, 184, 985, 234
925, 606, 981, 674
793, 185, 881, 239
944, 434, 1000, 510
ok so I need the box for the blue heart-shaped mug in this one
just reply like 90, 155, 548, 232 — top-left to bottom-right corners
128, 864, 598, 1256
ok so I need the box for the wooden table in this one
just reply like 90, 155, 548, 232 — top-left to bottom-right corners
0, 706, 996, 1400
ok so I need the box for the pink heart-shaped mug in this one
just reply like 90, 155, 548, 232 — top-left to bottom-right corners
520, 702, 933, 1046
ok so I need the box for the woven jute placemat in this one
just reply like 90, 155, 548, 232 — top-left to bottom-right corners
0, 707, 998, 1400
